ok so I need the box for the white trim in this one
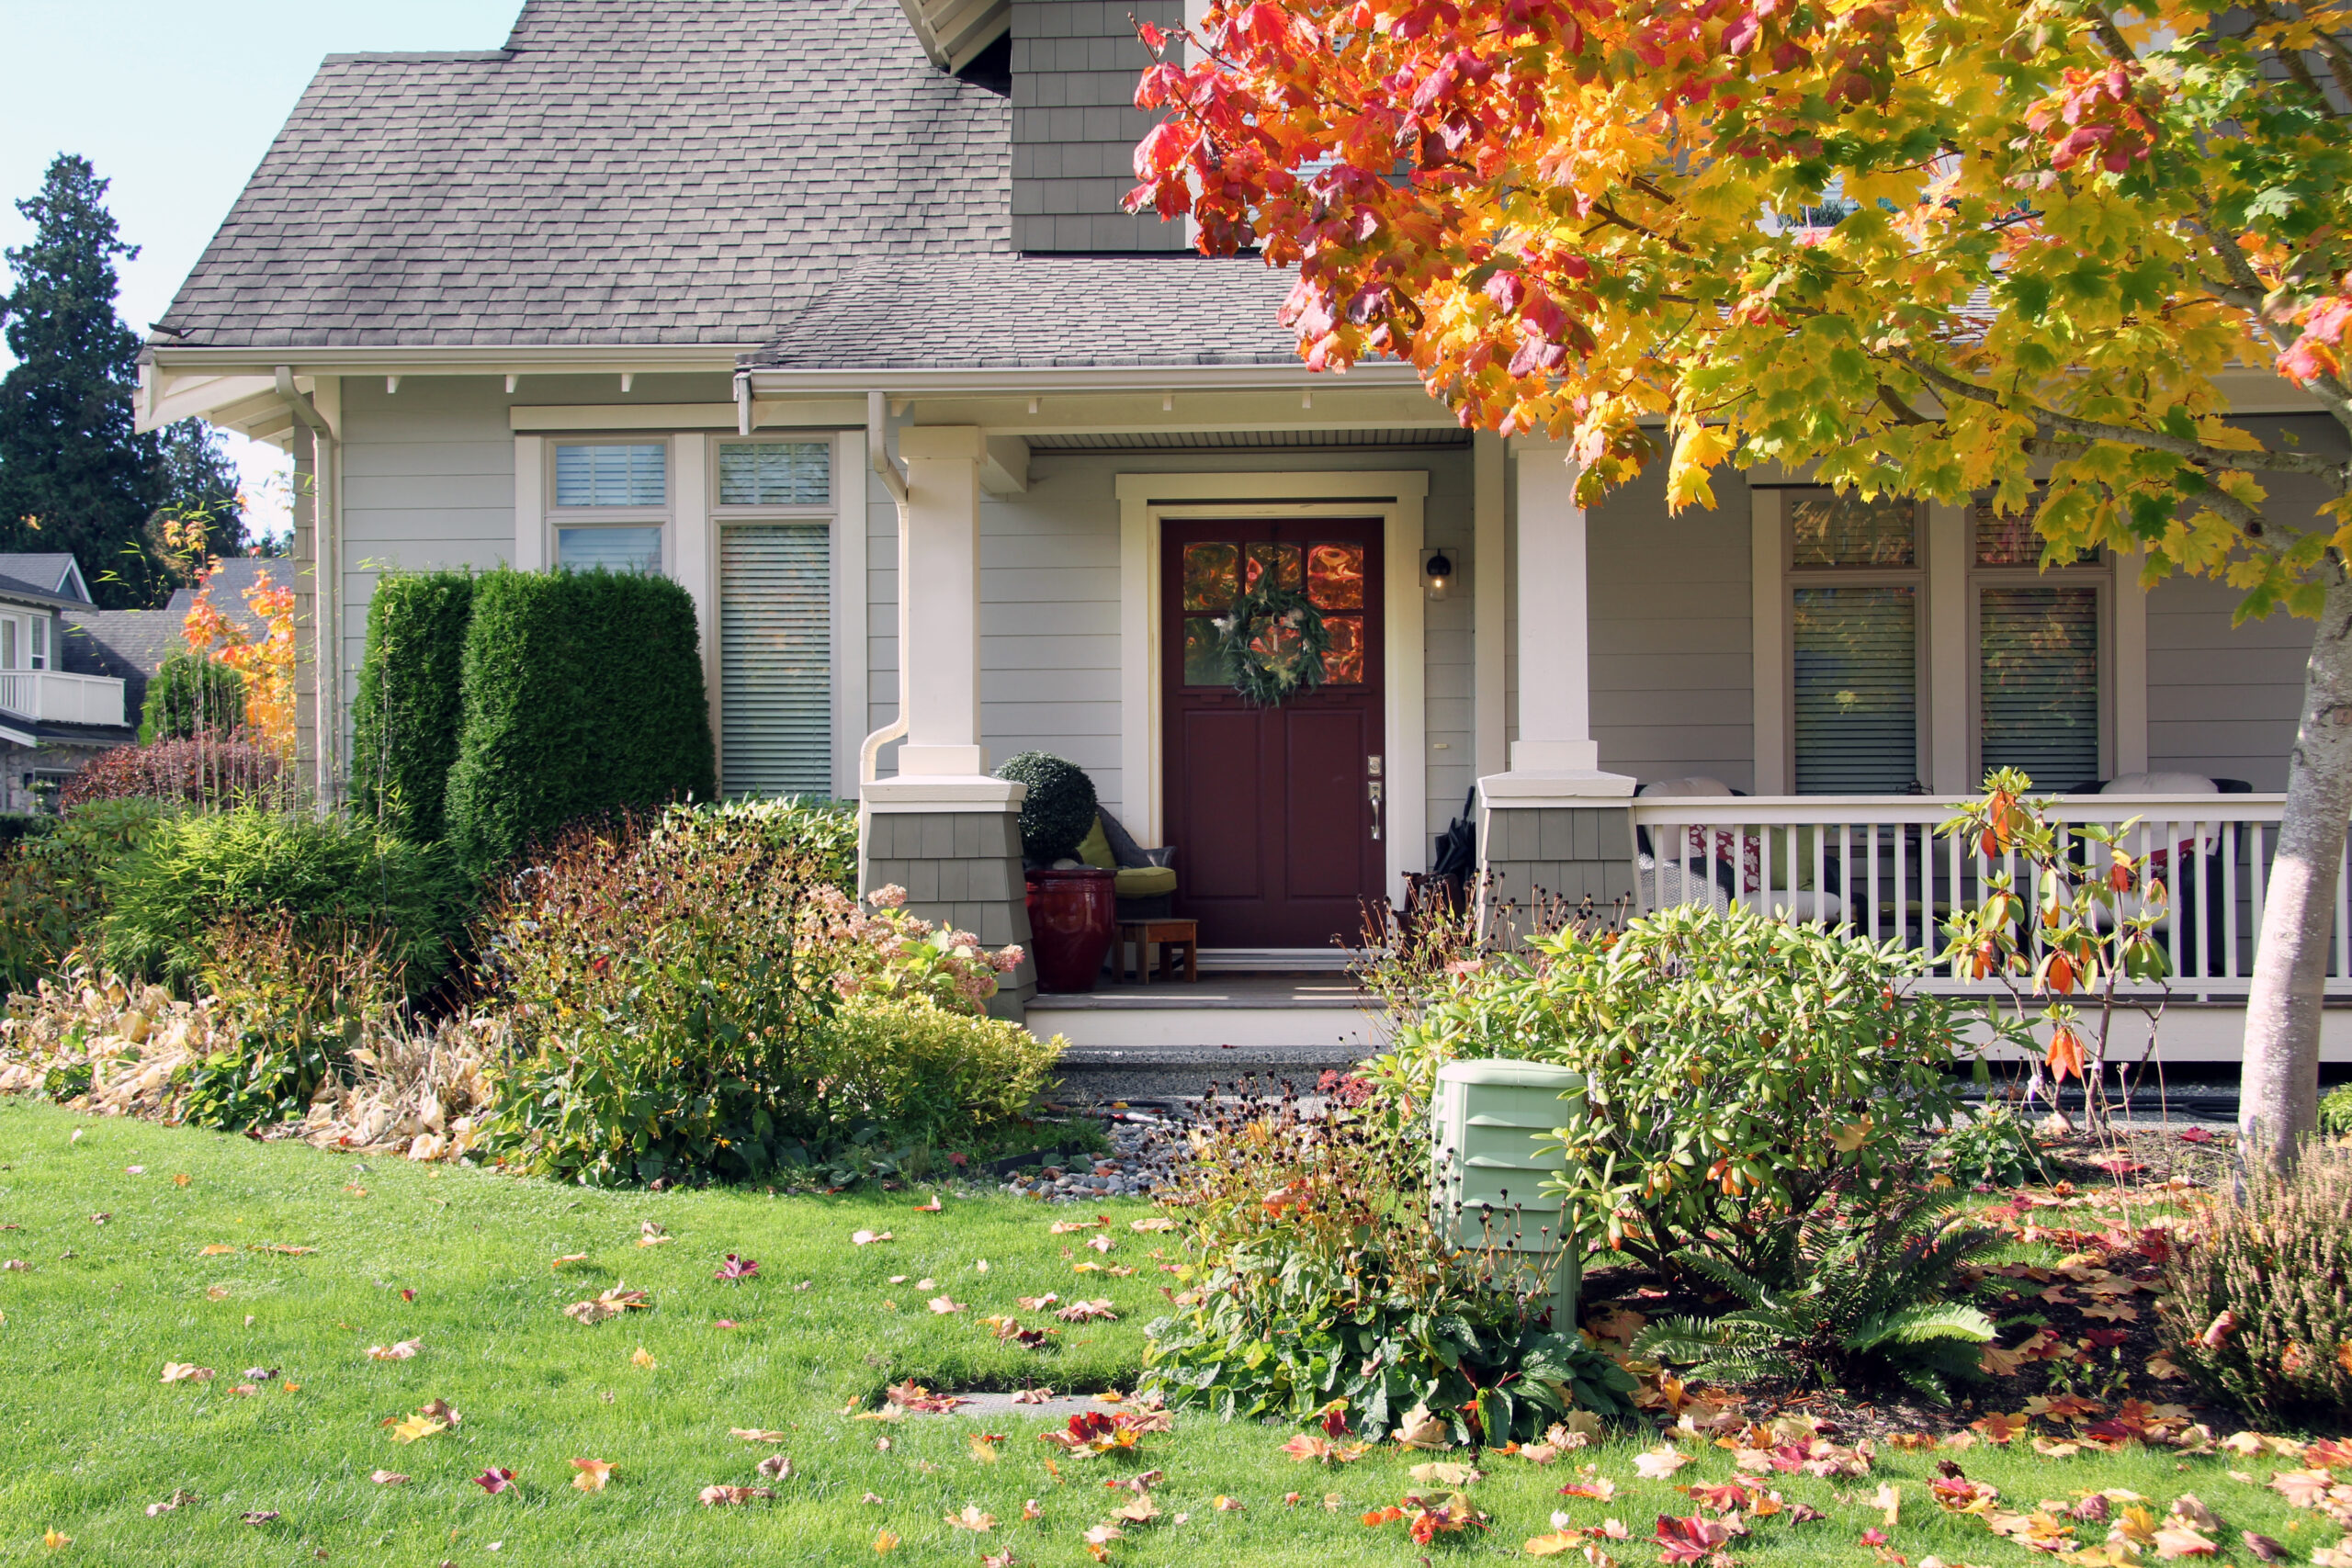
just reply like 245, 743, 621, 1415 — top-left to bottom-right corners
511, 400, 867, 433
673, 431, 716, 744
1926, 501, 1970, 793
749, 362, 1426, 398
1114, 468, 1430, 908
834, 430, 870, 802
1749, 489, 1787, 793
151, 344, 760, 376
1472, 432, 1508, 780
513, 435, 546, 570
2114, 550, 2150, 775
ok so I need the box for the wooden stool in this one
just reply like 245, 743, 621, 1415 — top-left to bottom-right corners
1115, 918, 1198, 984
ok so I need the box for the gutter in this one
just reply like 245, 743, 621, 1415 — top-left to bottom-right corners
854, 391, 916, 893
743, 361, 1428, 398
153, 344, 763, 377
276, 367, 340, 812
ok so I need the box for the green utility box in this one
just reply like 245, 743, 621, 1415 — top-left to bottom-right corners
1430, 1058, 1587, 1328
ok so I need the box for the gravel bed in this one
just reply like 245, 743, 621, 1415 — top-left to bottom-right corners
1000, 1110, 1192, 1201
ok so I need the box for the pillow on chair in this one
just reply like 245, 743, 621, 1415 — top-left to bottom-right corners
2102, 772, 2220, 796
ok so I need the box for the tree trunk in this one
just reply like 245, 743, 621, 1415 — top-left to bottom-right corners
2240, 564, 2352, 1166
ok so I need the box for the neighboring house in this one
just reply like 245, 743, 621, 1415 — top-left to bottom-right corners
0, 555, 136, 810
136, 0, 2351, 1059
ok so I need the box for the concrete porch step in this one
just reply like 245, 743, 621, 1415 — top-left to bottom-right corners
1021, 970, 1381, 1052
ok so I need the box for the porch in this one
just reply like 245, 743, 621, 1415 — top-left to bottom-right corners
0, 670, 126, 728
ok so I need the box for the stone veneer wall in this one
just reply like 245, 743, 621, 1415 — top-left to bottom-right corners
861, 808, 1038, 1016
1480, 805, 1637, 941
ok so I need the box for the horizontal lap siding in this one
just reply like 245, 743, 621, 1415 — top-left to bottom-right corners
1586, 465, 1756, 792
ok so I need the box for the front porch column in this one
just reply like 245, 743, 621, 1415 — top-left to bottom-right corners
1477, 441, 1637, 935
861, 424, 1036, 1015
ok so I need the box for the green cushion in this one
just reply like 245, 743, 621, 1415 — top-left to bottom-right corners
1076, 815, 1118, 871
1114, 865, 1178, 898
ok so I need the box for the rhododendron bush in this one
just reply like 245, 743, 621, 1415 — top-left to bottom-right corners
1129, 0, 2352, 1161
475, 805, 1053, 1185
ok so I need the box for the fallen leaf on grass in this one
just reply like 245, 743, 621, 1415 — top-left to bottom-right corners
1876, 1483, 1902, 1528
1393, 1405, 1451, 1450
239, 1510, 278, 1526
1050, 1216, 1110, 1234
1559, 1479, 1619, 1501
630, 1347, 657, 1370
369, 1471, 408, 1485
947, 1505, 996, 1531
1653, 1514, 1733, 1563
1130, 1217, 1174, 1232
1283, 1434, 1371, 1465
714, 1254, 758, 1281
638, 1223, 670, 1247
551, 1253, 589, 1270
473, 1468, 515, 1495
2243, 1533, 2288, 1562
255, 1245, 315, 1256
912, 1196, 943, 1213
862, 1492, 886, 1506
1085, 1235, 1113, 1255
929, 1296, 965, 1314
1634, 1447, 1691, 1481
730, 1427, 789, 1443
2168, 1496, 2221, 1531
1056, 1299, 1117, 1323
968, 1434, 1004, 1464
882, 1380, 968, 1414
1214, 1495, 1245, 1512
41, 1529, 68, 1551
145, 1490, 200, 1517
2154, 1526, 2219, 1559
1525, 1529, 1587, 1556
199, 1244, 234, 1256
571, 1459, 613, 1493
563, 1284, 650, 1325
1411, 1462, 1484, 1486
872, 1529, 899, 1552
851, 1230, 892, 1246
699, 1485, 775, 1506
2272, 1470, 2338, 1509
756, 1454, 793, 1480
366, 1338, 421, 1361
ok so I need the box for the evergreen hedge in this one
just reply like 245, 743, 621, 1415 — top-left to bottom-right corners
350, 570, 475, 844
444, 569, 716, 869
140, 653, 245, 743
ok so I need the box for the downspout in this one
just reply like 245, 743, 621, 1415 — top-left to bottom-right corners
276, 367, 337, 813
856, 390, 912, 890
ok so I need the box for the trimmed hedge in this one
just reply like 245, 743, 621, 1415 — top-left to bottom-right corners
445, 570, 716, 869
350, 570, 475, 844
140, 653, 246, 743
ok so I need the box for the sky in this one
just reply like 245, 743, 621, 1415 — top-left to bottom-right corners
1, 0, 526, 545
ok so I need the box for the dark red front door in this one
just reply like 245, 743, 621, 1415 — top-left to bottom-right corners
1163, 520, 1385, 949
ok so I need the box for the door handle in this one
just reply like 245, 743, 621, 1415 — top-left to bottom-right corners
1368, 778, 1384, 840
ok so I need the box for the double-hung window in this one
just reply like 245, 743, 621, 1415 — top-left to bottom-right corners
1972, 499, 2107, 790
549, 441, 667, 573
1786, 488, 1925, 795
713, 438, 835, 799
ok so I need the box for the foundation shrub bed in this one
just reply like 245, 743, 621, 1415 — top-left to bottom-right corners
96, 806, 469, 998
2156, 1141, 2352, 1420
476, 810, 1042, 1188
138, 652, 247, 743
1144, 1087, 1637, 1445
0, 800, 166, 995
1377, 902, 1967, 1282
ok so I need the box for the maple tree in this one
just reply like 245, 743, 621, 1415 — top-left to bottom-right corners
179, 556, 298, 761
1130, 0, 2352, 1161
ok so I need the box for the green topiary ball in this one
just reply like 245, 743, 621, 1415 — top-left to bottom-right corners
996, 750, 1098, 864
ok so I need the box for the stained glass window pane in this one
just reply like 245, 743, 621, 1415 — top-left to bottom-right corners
1182, 544, 1238, 612
554, 444, 665, 508
1182, 617, 1225, 686
1789, 488, 1917, 568
1323, 615, 1364, 684
1307, 543, 1364, 610
1244, 542, 1302, 592
718, 442, 830, 507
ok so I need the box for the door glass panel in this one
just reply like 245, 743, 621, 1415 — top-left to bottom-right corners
1182, 543, 1238, 611
1244, 541, 1302, 592
1789, 488, 1917, 568
1307, 543, 1364, 610
1322, 615, 1364, 684
1182, 616, 1226, 686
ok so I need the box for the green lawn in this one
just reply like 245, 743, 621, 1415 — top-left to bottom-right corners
0, 1099, 2334, 1566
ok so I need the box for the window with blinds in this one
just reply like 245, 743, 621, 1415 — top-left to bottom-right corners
1793, 586, 1918, 794
718, 442, 831, 507
1980, 585, 2100, 789
556, 526, 663, 575
720, 524, 832, 798
554, 443, 666, 508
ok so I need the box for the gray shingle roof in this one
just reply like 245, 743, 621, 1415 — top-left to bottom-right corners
0, 554, 91, 606
155, 0, 1306, 373
163, 558, 290, 644
60, 610, 182, 723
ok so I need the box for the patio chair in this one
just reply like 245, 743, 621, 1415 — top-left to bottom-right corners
1634, 776, 1845, 922
2061, 772, 2253, 975
1077, 807, 1178, 920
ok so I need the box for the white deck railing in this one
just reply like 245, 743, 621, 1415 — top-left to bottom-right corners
1626, 794, 2331, 998
0, 670, 126, 728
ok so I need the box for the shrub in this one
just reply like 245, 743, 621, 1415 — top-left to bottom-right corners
651, 795, 857, 896
996, 750, 1097, 864
351, 570, 475, 844
178, 917, 398, 1132
1378, 902, 1968, 1281
1144, 1087, 1637, 1444
97, 807, 469, 997
139, 652, 246, 743
445, 569, 716, 869
2322, 1083, 2352, 1139
62, 735, 286, 811
1631, 1193, 2000, 1404
0, 800, 165, 994
2155, 1141, 2352, 1419
476, 813, 1036, 1187
1930, 1102, 2053, 1188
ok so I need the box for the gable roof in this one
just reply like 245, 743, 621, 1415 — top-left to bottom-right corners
153, 0, 1304, 375
0, 554, 94, 606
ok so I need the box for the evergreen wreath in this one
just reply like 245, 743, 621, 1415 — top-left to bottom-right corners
1213, 582, 1332, 706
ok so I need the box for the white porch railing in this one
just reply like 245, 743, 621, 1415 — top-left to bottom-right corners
1626, 794, 2335, 999
0, 670, 128, 728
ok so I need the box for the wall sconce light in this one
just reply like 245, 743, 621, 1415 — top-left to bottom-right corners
1422, 547, 1454, 601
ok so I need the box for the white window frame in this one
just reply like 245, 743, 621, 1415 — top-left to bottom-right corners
707, 432, 865, 801
1753, 487, 2132, 795
544, 437, 673, 575
28, 615, 48, 671
1776, 487, 1930, 796
1966, 507, 2112, 789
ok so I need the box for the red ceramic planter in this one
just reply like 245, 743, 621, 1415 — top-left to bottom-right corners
1023, 867, 1116, 993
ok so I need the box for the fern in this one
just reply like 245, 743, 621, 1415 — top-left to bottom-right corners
1634, 1192, 2001, 1403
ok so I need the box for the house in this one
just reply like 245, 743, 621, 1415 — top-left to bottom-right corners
136, 0, 2350, 1062
0, 554, 135, 810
